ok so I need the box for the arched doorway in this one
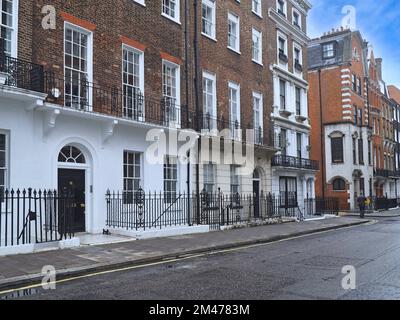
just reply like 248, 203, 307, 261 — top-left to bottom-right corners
253, 168, 261, 218
57, 145, 88, 232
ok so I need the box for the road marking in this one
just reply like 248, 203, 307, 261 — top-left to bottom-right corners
0, 220, 376, 296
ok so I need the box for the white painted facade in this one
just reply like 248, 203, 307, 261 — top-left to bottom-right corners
268, 0, 315, 214
324, 123, 374, 210
0, 88, 191, 234
270, 67, 316, 211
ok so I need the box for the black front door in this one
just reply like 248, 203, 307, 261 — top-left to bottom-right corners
58, 169, 86, 232
253, 180, 260, 218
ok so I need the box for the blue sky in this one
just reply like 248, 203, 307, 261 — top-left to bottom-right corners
308, 0, 400, 88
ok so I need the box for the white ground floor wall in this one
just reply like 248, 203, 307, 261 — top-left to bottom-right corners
271, 168, 316, 212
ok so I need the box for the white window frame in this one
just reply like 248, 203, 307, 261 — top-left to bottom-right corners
64, 22, 93, 111
0, 131, 9, 201
162, 60, 181, 127
277, 31, 288, 67
162, 0, 181, 24
293, 42, 303, 74
123, 151, 143, 202
252, 0, 262, 17
122, 44, 144, 93
279, 78, 286, 110
229, 81, 241, 140
277, 0, 287, 17
227, 12, 240, 54
252, 28, 262, 65
122, 44, 145, 121
201, 0, 216, 40
253, 91, 263, 144
0, 0, 18, 57
164, 155, 178, 203
322, 43, 335, 59
253, 91, 263, 130
292, 7, 301, 29
203, 162, 216, 194
230, 165, 241, 194
202, 71, 217, 130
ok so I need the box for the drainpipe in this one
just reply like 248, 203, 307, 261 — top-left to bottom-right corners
184, 0, 191, 225
193, 0, 201, 224
318, 69, 326, 199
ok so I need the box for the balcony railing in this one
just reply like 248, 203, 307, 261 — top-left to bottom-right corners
272, 155, 320, 171
294, 60, 303, 72
199, 112, 275, 147
0, 51, 45, 93
374, 169, 400, 178
43, 71, 195, 129
278, 51, 289, 64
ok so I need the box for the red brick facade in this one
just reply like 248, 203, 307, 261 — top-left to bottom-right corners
14, 0, 289, 144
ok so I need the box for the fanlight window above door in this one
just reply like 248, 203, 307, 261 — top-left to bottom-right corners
58, 146, 86, 164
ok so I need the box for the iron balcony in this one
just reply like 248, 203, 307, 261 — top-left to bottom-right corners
374, 169, 400, 178
272, 155, 320, 171
0, 52, 45, 93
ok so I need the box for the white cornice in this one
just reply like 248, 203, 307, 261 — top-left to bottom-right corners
270, 64, 309, 88
290, 0, 312, 13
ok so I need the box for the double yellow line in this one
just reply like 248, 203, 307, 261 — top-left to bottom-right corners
0, 220, 375, 297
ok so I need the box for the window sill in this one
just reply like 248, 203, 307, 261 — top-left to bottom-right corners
161, 13, 181, 25
252, 59, 263, 66
201, 33, 217, 42
132, 0, 146, 7
227, 46, 241, 55
252, 11, 263, 18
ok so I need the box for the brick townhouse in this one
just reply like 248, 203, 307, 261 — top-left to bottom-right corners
308, 28, 397, 211
1, 0, 196, 235
368, 55, 397, 199
268, 0, 316, 214
1, 0, 318, 239
193, 0, 277, 205
388, 85, 400, 197
308, 29, 373, 210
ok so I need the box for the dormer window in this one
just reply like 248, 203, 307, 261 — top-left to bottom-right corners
322, 42, 335, 59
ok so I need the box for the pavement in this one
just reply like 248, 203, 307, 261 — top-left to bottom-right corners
10, 215, 397, 300
340, 206, 400, 218
0, 216, 369, 292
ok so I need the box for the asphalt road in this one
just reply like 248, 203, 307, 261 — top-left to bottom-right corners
4, 217, 400, 300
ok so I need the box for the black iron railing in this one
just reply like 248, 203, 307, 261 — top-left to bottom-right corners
44, 71, 195, 129
105, 189, 338, 231
272, 155, 320, 171
199, 112, 275, 147
0, 188, 74, 247
374, 169, 400, 178
304, 198, 339, 217
373, 197, 399, 211
0, 53, 45, 93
